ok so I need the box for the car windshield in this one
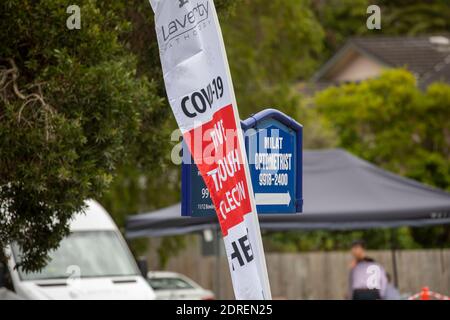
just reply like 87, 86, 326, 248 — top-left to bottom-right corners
148, 277, 195, 291
13, 231, 139, 280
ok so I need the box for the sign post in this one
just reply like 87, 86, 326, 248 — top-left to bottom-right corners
183, 108, 303, 216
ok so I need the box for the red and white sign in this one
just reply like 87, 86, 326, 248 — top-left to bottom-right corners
149, 0, 271, 299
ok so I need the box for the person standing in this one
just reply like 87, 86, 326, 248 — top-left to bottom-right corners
384, 273, 401, 300
348, 240, 388, 300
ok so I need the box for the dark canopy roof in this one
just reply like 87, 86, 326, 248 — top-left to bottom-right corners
126, 149, 450, 238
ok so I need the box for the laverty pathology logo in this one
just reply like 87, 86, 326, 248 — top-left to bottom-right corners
160, 0, 210, 42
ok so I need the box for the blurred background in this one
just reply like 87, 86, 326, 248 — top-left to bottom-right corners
1, 0, 449, 299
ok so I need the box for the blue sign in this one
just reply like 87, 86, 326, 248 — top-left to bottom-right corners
182, 108, 302, 216
181, 154, 216, 217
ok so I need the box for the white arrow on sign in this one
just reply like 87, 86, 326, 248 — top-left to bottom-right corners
254, 191, 291, 206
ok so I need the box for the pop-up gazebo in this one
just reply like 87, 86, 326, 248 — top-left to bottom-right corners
126, 149, 450, 238
126, 148, 450, 289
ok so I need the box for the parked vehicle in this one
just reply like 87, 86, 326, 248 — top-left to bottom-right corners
147, 271, 215, 300
0, 200, 155, 300
0, 288, 21, 300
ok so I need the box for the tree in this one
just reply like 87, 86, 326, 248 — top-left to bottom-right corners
314, 69, 450, 247
315, 69, 450, 191
265, 70, 450, 252
263, 227, 419, 252
96, 0, 242, 265
0, 0, 169, 272
378, 0, 450, 35
221, 0, 324, 118
312, 0, 369, 57
312, 0, 450, 60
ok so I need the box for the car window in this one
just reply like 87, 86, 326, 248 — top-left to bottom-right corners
148, 277, 195, 290
12, 231, 139, 280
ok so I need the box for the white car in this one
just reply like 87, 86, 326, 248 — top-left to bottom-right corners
147, 271, 215, 300
1, 200, 155, 300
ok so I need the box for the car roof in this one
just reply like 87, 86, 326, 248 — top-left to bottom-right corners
69, 200, 118, 231
147, 271, 210, 292
147, 271, 185, 278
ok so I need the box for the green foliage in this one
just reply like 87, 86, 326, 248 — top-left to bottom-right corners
268, 1, 450, 252
221, 0, 324, 117
264, 227, 420, 252
309, 69, 450, 249
98, 0, 241, 262
296, 96, 338, 149
312, 0, 450, 59
0, 0, 167, 272
1, 0, 448, 271
377, 0, 450, 35
315, 69, 450, 191
157, 236, 187, 268
312, 0, 369, 54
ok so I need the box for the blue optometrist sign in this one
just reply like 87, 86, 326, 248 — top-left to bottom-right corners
181, 108, 302, 216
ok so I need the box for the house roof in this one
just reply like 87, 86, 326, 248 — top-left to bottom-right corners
313, 35, 450, 88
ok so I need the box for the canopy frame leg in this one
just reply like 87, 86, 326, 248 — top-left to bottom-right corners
390, 228, 399, 288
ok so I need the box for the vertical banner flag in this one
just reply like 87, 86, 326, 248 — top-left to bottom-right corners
149, 0, 271, 299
